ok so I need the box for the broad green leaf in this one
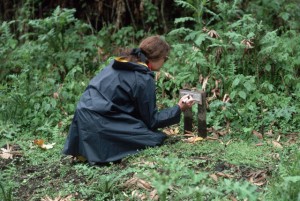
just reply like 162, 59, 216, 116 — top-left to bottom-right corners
238, 91, 247, 99
194, 33, 207, 46
232, 78, 240, 87
244, 81, 254, 92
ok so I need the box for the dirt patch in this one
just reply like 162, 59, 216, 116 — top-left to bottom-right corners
19, 161, 87, 200
212, 161, 272, 188
0, 155, 86, 201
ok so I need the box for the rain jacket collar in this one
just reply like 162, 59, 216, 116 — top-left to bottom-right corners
112, 57, 154, 77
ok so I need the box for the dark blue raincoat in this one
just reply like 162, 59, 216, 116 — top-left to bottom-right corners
63, 58, 181, 164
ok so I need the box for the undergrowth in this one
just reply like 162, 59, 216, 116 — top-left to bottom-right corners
0, 133, 298, 200
1, 1, 299, 200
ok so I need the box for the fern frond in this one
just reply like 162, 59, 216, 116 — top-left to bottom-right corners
168, 27, 193, 36
174, 0, 197, 12
189, 32, 207, 46
174, 17, 196, 24
259, 30, 279, 55
228, 62, 237, 76
224, 32, 243, 40
184, 30, 201, 41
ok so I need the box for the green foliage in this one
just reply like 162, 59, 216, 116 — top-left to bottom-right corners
1, 1, 298, 138
24, 7, 98, 79
72, 163, 136, 200
221, 179, 258, 201
142, 156, 259, 200
248, 0, 300, 30
0, 122, 20, 140
223, 141, 272, 166
163, 0, 300, 134
148, 158, 214, 201
267, 145, 300, 201
0, 2, 299, 200
111, 26, 144, 47
142, 0, 159, 25
97, 25, 146, 55
0, 182, 13, 201
0, 7, 97, 136
0, 166, 16, 201
173, 0, 211, 30
0, 21, 19, 81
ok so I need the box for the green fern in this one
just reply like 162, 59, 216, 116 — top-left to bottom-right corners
221, 179, 258, 201
174, 0, 198, 12
0, 182, 13, 201
174, 17, 196, 24
168, 27, 193, 36
259, 30, 279, 55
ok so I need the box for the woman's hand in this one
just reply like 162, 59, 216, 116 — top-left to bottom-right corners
178, 94, 195, 111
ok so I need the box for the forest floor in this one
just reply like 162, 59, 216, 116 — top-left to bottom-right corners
0, 128, 299, 201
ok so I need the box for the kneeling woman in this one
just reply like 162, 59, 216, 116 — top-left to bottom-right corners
63, 35, 194, 165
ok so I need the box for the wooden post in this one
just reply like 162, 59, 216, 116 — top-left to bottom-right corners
183, 108, 193, 133
198, 91, 207, 138
180, 89, 207, 137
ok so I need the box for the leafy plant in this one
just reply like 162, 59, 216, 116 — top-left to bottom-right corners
268, 145, 300, 201
161, 0, 300, 134
0, 122, 20, 140
0, 2, 299, 200
0, 182, 13, 201
0, 7, 98, 138
144, 156, 259, 200
220, 179, 258, 201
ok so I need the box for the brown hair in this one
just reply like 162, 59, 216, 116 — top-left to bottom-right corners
139, 35, 170, 60
120, 35, 170, 62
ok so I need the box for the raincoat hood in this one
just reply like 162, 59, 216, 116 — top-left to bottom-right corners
112, 57, 154, 76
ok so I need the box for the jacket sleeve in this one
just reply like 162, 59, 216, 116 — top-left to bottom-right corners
134, 73, 181, 130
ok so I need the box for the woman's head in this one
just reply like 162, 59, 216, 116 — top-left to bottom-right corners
121, 35, 170, 71
139, 35, 170, 61
139, 35, 170, 71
